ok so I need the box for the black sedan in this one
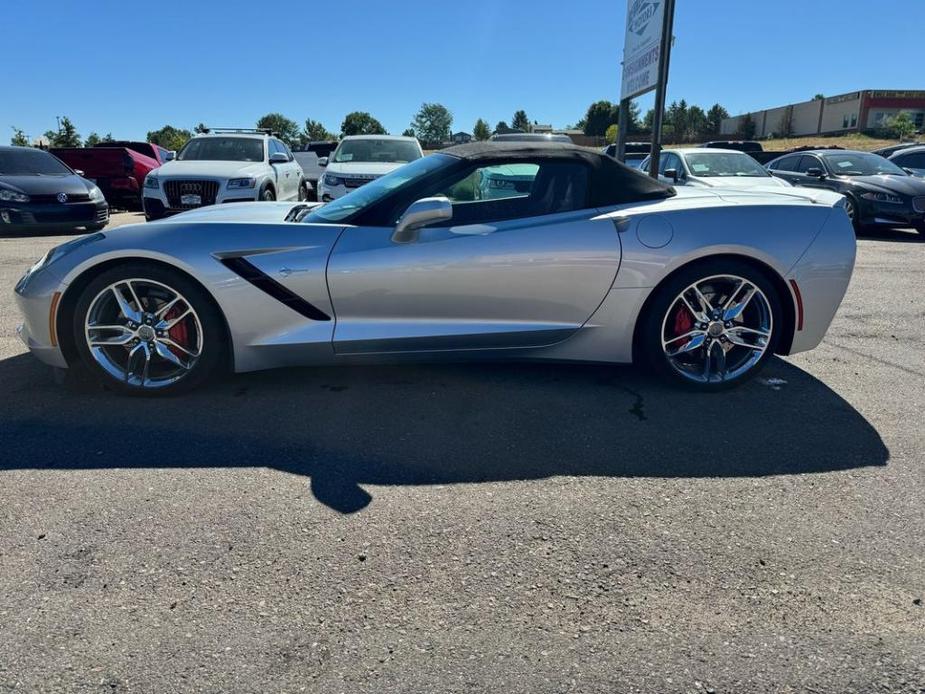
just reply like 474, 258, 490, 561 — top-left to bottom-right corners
767, 149, 925, 233
0, 146, 109, 234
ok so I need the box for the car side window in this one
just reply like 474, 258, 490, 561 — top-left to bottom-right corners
434, 161, 589, 226
771, 156, 797, 172
896, 152, 925, 169
662, 153, 682, 175
795, 155, 822, 174
268, 139, 281, 158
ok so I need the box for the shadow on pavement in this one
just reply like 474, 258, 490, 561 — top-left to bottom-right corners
0, 353, 889, 513
857, 226, 923, 243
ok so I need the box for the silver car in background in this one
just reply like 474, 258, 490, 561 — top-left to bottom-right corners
14, 142, 855, 395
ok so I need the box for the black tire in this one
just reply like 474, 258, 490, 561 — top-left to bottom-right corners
84, 223, 108, 231
638, 258, 782, 391
71, 262, 227, 396
259, 184, 276, 202
298, 181, 309, 202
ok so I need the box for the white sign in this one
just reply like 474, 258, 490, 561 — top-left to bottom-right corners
620, 0, 665, 100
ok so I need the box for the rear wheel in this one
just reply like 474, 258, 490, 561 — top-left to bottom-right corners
639, 260, 781, 391
72, 263, 226, 395
298, 181, 309, 202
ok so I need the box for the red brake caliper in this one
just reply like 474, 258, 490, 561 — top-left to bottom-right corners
163, 305, 189, 355
672, 303, 694, 347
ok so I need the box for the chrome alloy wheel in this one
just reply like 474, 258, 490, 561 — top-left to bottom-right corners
660, 274, 773, 384
83, 278, 203, 389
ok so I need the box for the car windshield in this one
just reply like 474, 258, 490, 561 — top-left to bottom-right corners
333, 139, 421, 164
177, 137, 264, 162
0, 149, 72, 175
822, 152, 906, 176
304, 154, 452, 223
684, 152, 769, 177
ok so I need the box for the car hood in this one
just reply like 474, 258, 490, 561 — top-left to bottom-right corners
324, 161, 405, 176
145, 201, 322, 224
844, 174, 925, 195
153, 160, 267, 178
0, 173, 91, 195
691, 175, 791, 189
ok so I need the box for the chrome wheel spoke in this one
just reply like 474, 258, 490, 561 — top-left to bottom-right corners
714, 342, 727, 379
157, 307, 191, 330
666, 333, 706, 356
723, 284, 757, 321
155, 296, 182, 319
691, 285, 714, 316
87, 325, 134, 346
154, 341, 190, 370
111, 285, 141, 323
161, 337, 199, 358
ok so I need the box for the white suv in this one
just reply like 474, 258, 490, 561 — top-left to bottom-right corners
316, 135, 423, 201
143, 129, 308, 220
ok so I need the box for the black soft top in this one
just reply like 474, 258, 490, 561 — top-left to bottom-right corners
441, 141, 675, 205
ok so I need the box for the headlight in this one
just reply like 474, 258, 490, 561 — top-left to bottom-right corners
0, 188, 30, 203
860, 191, 903, 204
88, 185, 104, 201
227, 178, 256, 189
144, 176, 159, 190
323, 174, 345, 187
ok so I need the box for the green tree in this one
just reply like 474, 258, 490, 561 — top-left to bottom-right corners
665, 100, 689, 143
705, 103, 729, 137
605, 124, 618, 143
511, 109, 531, 133
44, 116, 81, 147
687, 105, 708, 142
886, 112, 916, 140
411, 102, 453, 146
473, 118, 491, 141
256, 113, 300, 146
10, 127, 30, 146
813, 94, 825, 100
341, 111, 387, 136
494, 120, 509, 133
194, 123, 209, 134
582, 100, 616, 136
146, 124, 193, 151
401, 128, 415, 138
304, 118, 335, 141
84, 132, 102, 146
739, 113, 757, 139
625, 101, 642, 134
101, 132, 114, 143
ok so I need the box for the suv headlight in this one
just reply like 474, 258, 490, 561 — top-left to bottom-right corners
227, 178, 256, 189
323, 174, 345, 186
144, 175, 159, 190
0, 188, 30, 203
88, 185, 104, 201
860, 191, 903, 204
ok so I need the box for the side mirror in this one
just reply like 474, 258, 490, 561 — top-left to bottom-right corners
805, 167, 825, 178
74, 169, 86, 177
664, 168, 680, 183
269, 152, 289, 164
392, 197, 452, 243
165, 150, 175, 161
317, 156, 328, 167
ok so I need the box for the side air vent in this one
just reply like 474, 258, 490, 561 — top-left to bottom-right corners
220, 257, 331, 322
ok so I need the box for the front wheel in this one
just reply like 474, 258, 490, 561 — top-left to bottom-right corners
639, 260, 781, 391
71, 263, 226, 395
843, 194, 862, 232
259, 184, 276, 202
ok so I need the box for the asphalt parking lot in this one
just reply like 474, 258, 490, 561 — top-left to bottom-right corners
0, 214, 923, 693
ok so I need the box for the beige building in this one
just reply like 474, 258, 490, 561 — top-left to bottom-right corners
721, 90, 925, 138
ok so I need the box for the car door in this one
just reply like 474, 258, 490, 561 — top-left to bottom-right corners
283, 142, 303, 197
270, 139, 295, 199
794, 154, 836, 192
326, 160, 621, 354
767, 155, 802, 185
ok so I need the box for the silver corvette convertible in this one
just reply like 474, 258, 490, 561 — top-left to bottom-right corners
14, 142, 855, 395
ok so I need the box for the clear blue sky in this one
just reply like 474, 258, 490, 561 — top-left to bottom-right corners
3, 0, 922, 142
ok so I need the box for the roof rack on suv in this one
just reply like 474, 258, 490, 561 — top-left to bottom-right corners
199, 127, 279, 137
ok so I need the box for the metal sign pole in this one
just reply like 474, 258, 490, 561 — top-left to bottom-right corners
616, 98, 629, 162
647, 0, 676, 179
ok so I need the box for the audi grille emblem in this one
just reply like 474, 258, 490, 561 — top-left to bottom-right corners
56, 192, 68, 203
